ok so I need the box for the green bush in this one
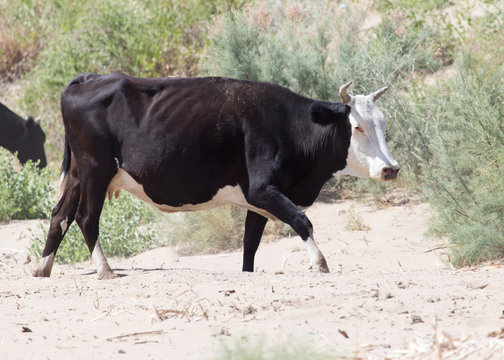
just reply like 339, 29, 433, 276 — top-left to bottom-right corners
0, 150, 53, 221
202, 2, 341, 99
418, 49, 504, 265
30, 191, 158, 264
20, 0, 207, 161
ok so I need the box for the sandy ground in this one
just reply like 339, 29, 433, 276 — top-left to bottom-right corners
1, 199, 504, 359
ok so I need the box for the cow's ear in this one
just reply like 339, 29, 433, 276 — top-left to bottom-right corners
310, 102, 349, 125
26, 116, 35, 128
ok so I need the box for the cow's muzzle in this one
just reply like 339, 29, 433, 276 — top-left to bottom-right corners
381, 166, 399, 181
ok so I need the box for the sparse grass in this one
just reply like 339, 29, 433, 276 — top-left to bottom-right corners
162, 206, 246, 256
212, 336, 335, 360
345, 208, 370, 232
162, 206, 294, 256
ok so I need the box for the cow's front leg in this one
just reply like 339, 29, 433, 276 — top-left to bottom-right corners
304, 233, 329, 273
91, 238, 117, 279
246, 184, 329, 273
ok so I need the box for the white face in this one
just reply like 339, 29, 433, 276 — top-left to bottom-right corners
336, 94, 399, 181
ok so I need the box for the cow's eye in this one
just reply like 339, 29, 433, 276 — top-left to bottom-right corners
354, 126, 364, 133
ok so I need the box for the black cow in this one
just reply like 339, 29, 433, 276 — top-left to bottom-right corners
34, 73, 398, 279
0, 102, 47, 168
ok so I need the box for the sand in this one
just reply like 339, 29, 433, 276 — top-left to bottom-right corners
1, 199, 503, 359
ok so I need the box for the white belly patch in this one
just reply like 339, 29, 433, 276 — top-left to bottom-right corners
106, 169, 275, 219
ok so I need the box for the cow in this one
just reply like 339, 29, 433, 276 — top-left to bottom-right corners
33, 73, 399, 279
0, 102, 47, 169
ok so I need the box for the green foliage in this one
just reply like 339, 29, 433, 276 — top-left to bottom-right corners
202, 3, 341, 99
1, 0, 242, 163
29, 192, 158, 264
375, 0, 450, 12
203, 1, 442, 95
212, 337, 334, 360
0, 150, 53, 221
24, 0, 212, 160
418, 49, 504, 265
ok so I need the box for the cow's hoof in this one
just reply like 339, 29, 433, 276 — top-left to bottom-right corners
310, 258, 330, 273
33, 267, 51, 277
98, 269, 119, 280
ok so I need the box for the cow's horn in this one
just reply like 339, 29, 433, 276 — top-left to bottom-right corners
370, 86, 388, 102
339, 81, 353, 104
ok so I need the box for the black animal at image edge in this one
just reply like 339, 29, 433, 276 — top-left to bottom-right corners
0, 102, 47, 168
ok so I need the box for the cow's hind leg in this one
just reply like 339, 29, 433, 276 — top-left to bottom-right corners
33, 167, 80, 277
242, 210, 268, 272
75, 166, 117, 279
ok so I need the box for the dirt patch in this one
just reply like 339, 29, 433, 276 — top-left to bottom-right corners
1, 200, 503, 359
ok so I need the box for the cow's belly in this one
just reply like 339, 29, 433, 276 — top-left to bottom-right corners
106, 169, 275, 219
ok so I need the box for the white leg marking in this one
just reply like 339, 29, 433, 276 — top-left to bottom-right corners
34, 252, 55, 277
304, 237, 330, 273
92, 238, 117, 279
60, 217, 68, 234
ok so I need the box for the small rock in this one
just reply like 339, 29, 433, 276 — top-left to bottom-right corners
338, 329, 349, 339
218, 289, 235, 296
396, 281, 407, 289
243, 305, 257, 315
411, 315, 424, 324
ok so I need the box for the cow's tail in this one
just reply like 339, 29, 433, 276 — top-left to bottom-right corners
57, 137, 72, 199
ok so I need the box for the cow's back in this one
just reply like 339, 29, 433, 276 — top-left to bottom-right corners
61, 73, 311, 207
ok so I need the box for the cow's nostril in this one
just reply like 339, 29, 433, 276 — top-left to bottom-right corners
382, 167, 399, 180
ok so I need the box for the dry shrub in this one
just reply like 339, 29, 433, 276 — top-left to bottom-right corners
0, 17, 40, 81
0, 19, 23, 79
161, 206, 294, 256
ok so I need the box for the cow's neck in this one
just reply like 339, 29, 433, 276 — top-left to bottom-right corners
286, 122, 350, 206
